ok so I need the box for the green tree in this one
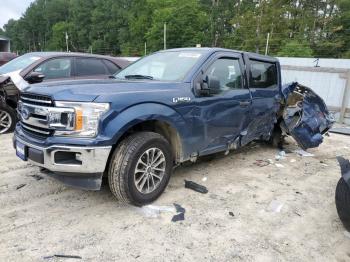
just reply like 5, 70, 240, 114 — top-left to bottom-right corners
47, 21, 71, 51
277, 40, 314, 57
145, 0, 210, 51
2, 0, 350, 58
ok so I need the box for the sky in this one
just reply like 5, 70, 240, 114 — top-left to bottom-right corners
0, 0, 34, 29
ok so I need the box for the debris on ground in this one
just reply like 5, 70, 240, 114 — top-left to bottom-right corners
202, 177, 207, 182
44, 254, 82, 259
294, 211, 302, 217
294, 149, 314, 157
16, 184, 26, 190
329, 128, 350, 136
174, 203, 185, 214
290, 159, 296, 163
344, 231, 350, 239
254, 159, 271, 167
172, 212, 185, 222
184, 180, 208, 194
228, 211, 235, 217
320, 160, 329, 167
275, 163, 284, 168
275, 151, 286, 161
172, 203, 186, 222
267, 200, 284, 213
30, 174, 43, 181
138, 205, 176, 218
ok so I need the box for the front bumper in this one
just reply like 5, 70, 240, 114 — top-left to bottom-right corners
14, 135, 112, 173
13, 134, 112, 190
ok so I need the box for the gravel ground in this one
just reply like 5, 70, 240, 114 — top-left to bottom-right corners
0, 132, 350, 262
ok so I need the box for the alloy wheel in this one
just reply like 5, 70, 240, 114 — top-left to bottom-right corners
134, 147, 166, 194
0, 110, 12, 134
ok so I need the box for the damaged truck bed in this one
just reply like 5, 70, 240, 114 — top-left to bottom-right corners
280, 82, 334, 149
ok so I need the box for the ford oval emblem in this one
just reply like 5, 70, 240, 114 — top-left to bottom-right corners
21, 108, 30, 120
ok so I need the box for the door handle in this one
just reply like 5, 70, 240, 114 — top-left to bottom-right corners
239, 101, 251, 107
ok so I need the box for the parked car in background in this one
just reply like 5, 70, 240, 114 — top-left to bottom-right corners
0, 52, 17, 66
0, 52, 129, 134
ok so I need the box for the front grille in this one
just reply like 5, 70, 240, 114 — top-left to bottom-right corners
20, 93, 53, 107
20, 122, 53, 138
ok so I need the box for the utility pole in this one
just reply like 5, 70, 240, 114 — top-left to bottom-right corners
144, 42, 147, 55
163, 23, 167, 50
65, 32, 69, 52
265, 32, 270, 55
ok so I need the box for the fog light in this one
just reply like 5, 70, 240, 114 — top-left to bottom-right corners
75, 153, 82, 162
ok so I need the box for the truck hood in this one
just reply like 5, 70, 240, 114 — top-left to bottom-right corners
22, 79, 178, 102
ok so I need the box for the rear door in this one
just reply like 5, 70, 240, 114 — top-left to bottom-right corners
242, 54, 281, 145
73, 57, 110, 79
192, 52, 252, 155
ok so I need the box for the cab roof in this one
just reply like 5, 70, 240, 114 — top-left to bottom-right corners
158, 47, 278, 62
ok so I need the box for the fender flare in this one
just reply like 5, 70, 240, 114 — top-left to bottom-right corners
102, 103, 190, 159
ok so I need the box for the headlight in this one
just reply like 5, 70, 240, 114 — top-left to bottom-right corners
54, 101, 110, 137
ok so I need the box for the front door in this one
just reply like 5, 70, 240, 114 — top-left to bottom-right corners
192, 53, 252, 155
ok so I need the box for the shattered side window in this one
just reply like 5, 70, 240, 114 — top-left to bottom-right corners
249, 60, 277, 89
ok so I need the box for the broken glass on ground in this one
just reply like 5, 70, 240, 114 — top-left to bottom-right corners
344, 231, 350, 239
137, 205, 176, 218
275, 150, 286, 161
294, 149, 314, 157
267, 200, 284, 213
137, 203, 186, 222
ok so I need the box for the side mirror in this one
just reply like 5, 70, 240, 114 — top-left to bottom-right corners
206, 75, 221, 94
196, 75, 221, 96
24, 72, 45, 84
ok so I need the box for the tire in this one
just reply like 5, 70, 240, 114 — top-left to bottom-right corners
108, 132, 173, 206
335, 178, 350, 232
0, 105, 16, 134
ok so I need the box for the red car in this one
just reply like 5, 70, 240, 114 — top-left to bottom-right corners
0, 52, 17, 66
0, 52, 130, 134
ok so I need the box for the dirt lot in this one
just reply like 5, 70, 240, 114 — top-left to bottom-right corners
1, 132, 350, 262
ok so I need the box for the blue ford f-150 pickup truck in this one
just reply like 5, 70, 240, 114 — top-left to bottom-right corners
13, 48, 333, 205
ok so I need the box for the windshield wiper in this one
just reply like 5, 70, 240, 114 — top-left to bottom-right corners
124, 74, 154, 80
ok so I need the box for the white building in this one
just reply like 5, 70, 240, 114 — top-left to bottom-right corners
0, 36, 10, 52
278, 57, 350, 124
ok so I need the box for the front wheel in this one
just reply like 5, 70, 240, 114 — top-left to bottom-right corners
108, 132, 173, 206
335, 178, 350, 231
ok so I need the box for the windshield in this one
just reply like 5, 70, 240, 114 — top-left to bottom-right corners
0, 53, 43, 75
115, 50, 205, 81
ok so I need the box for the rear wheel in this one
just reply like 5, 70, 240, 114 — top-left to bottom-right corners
335, 178, 350, 231
0, 105, 16, 134
108, 132, 173, 206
